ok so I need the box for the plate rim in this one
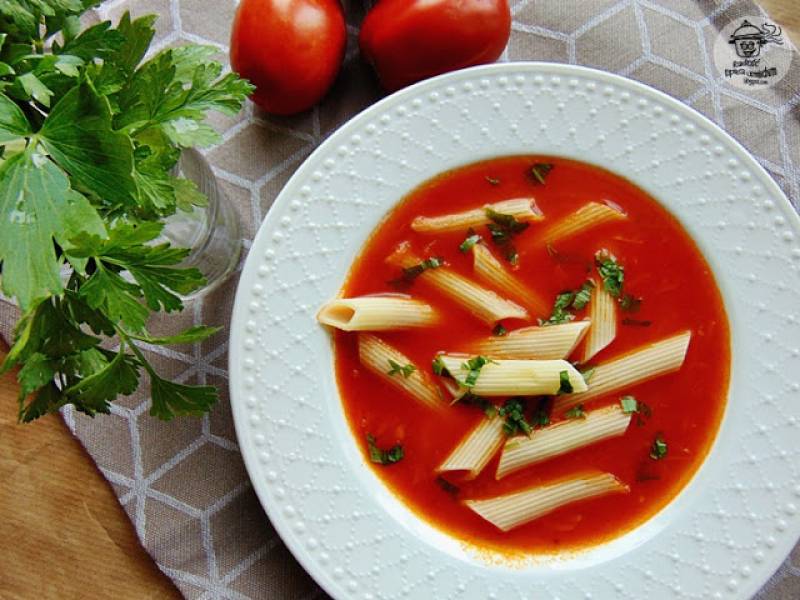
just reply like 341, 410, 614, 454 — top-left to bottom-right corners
229, 61, 800, 600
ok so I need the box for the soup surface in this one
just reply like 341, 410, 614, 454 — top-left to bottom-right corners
332, 156, 730, 554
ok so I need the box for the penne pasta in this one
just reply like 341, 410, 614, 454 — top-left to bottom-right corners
437, 355, 588, 397
358, 334, 442, 409
437, 416, 505, 480
465, 472, 629, 532
411, 198, 543, 234
474, 321, 590, 360
496, 405, 632, 479
471, 244, 549, 317
386, 242, 528, 324
527, 201, 627, 247
580, 282, 617, 362
317, 296, 438, 331
554, 330, 692, 412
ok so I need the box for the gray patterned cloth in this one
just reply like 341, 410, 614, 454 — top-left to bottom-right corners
1, 1, 799, 598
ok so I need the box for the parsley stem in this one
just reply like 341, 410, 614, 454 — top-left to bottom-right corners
115, 326, 158, 379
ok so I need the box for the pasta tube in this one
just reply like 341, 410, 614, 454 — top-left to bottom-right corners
580, 282, 617, 362
386, 242, 528, 325
437, 355, 588, 397
472, 244, 549, 317
554, 330, 692, 412
529, 201, 627, 246
317, 296, 438, 331
358, 334, 442, 409
465, 472, 629, 532
411, 198, 543, 234
474, 321, 590, 360
437, 416, 505, 480
496, 405, 631, 479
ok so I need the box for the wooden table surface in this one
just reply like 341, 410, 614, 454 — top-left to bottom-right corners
1, 4, 797, 599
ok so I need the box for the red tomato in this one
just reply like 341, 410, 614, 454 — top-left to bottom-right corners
230, 0, 346, 115
359, 0, 511, 91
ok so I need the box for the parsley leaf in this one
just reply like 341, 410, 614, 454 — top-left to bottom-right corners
458, 392, 496, 418
435, 476, 460, 496
492, 323, 508, 337
462, 355, 491, 387
149, 373, 218, 420
531, 398, 551, 428
529, 163, 554, 185
389, 255, 444, 288
595, 250, 624, 298
580, 366, 596, 383
620, 293, 642, 312
558, 370, 574, 394
572, 280, 595, 310
366, 434, 404, 465
542, 291, 577, 326
620, 395, 638, 414
432, 355, 447, 376
485, 208, 529, 265
499, 397, 533, 437
387, 359, 416, 378
564, 404, 586, 419
650, 433, 668, 460
459, 229, 482, 253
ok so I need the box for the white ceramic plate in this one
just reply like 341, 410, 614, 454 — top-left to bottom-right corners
229, 63, 800, 600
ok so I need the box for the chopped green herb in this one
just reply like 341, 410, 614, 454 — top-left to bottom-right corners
435, 476, 460, 496
492, 323, 508, 337
622, 318, 652, 327
558, 370, 574, 394
432, 355, 447, 376
620, 293, 642, 312
542, 291, 577, 326
485, 176, 501, 186
634, 401, 653, 426
529, 163, 554, 185
572, 280, 595, 310
531, 398, 551, 428
484, 208, 529, 265
387, 359, 416, 378
580, 366, 596, 384
462, 355, 492, 387
649, 433, 668, 460
366, 434, 404, 465
620, 395, 638, 414
595, 250, 624, 298
564, 404, 586, 419
499, 397, 533, 437
459, 230, 482, 253
459, 392, 497, 418
389, 255, 444, 288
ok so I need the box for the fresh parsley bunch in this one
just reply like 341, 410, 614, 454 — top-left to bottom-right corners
0, 2, 254, 422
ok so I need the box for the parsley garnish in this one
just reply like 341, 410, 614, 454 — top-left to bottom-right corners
458, 392, 497, 418
435, 476, 460, 496
485, 176, 501, 186
649, 433, 668, 460
558, 370, 574, 394
499, 397, 533, 437
459, 229, 482, 253
366, 434, 404, 465
620, 293, 642, 312
492, 323, 508, 337
564, 404, 586, 419
622, 318, 652, 327
531, 398, 551, 428
620, 395, 638, 414
580, 366, 596, 384
572, 280, 595, 310
387, 359, 416, 378
432, 355, 447, 376
595, 250, 624, 298
389, 255, 444, 288
529, 163, 554, 184
485, 208, 529, 265
462, 356, 492, 387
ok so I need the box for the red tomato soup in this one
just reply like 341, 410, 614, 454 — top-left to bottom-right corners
331, 156, 730, 554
